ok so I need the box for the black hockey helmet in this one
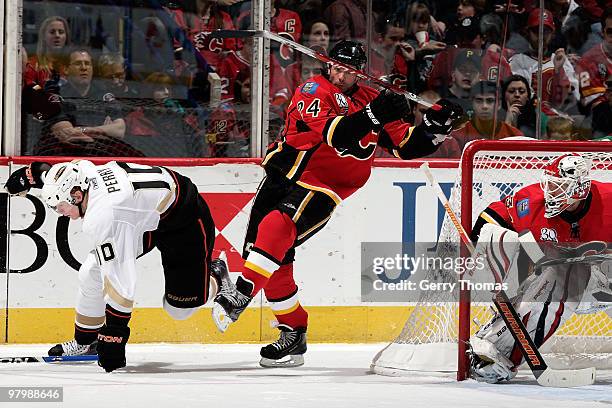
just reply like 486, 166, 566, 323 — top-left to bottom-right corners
328, 40, 367, 71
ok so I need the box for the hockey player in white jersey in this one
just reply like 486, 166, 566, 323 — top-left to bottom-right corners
4, 160, 233, 372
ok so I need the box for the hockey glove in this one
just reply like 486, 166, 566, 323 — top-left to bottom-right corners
419, 99, 464, 140
97, 325, 130, 372
4, 162, 51, 196
365, 91, 410, 127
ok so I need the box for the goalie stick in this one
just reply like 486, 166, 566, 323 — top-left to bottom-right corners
0, 355, 98, 363
420, 162, 596, 387
209, 29, 442, 111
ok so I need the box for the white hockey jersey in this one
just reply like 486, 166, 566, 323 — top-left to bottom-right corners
80, 160, 176, 312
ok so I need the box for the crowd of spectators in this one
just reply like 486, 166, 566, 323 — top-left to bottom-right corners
20, 0, 612, 158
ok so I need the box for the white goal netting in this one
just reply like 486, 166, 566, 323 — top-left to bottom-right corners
372, 140, 612, 378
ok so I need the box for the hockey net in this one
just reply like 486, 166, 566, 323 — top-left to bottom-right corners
371, 140, 612, 379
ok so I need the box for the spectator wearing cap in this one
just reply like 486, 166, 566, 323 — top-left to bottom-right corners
450, 80, 523, 151
445, 50, 482, 115
427, 16, 512, 93
509, 8, 578, 115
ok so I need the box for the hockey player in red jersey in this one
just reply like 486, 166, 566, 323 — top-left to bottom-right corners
468, 153, 612, 383
211, 40, 463, 367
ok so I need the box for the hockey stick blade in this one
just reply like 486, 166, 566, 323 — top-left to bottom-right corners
0, 355, 98, 363
420, 162, 596, 387
535, 366, 596, 387
209, 29, 442, 110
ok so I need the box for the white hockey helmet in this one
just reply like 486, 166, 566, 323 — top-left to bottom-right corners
41, 161, 92, 209
540, 153, 591, 218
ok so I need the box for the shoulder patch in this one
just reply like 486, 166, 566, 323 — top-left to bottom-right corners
516, 198, 530, 218
301, 82, 319, 95
334, 93, 349, 114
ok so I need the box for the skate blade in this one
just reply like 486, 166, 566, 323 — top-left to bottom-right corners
259, 354, 304, 368
212, 302, 231, 333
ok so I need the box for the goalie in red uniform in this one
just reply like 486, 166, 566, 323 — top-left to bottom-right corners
468, 153, 612, 383
211, 40, 463, 367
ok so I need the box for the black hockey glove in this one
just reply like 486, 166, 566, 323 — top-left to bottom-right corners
419, 99, 464, 140
97, 325, 130, 372
4, 162, 51, 196
365, 91, 410, 127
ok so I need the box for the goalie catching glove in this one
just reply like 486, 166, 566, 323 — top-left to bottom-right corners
4, 162, 51, 196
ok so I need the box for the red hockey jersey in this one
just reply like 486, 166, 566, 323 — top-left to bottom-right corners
484, 181, 612, 243
576, 44, 611, 106
170, 8, 237, 69
262, 75, 414, 201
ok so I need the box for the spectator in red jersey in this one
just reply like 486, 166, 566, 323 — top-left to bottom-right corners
579, 9, 612, 108
25, 16, 71, 88
169, 0, 238, 71
451, 80, 523, 151
236, 0, 302, 106
501, 74, 538, 137
509, 9, 578, 115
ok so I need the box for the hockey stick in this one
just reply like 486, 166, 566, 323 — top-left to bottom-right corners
210, 29, 442, 111
0, 355, 98, 363
420, 162, 596, 387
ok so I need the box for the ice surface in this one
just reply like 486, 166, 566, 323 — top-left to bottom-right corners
0, 344, 610, 408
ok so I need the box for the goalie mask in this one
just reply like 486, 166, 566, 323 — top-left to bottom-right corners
41, 161, 92, 212
540, 153, 591, 218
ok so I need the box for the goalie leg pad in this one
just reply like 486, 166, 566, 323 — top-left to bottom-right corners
468, 337, 517, 383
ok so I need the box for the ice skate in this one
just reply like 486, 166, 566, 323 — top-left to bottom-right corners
212, 276, 253, 333
259, 324, 307, 368
210, 252, 235, 296
48, 340, 98, 357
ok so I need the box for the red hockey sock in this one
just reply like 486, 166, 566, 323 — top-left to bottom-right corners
242, 211, 297, 296
264, 264, 308, 329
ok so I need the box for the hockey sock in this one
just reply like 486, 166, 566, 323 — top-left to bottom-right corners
242, 210, 297, 296
264, 264, 308, 328
105, 305, 132, 327
74, 324, 100, 345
